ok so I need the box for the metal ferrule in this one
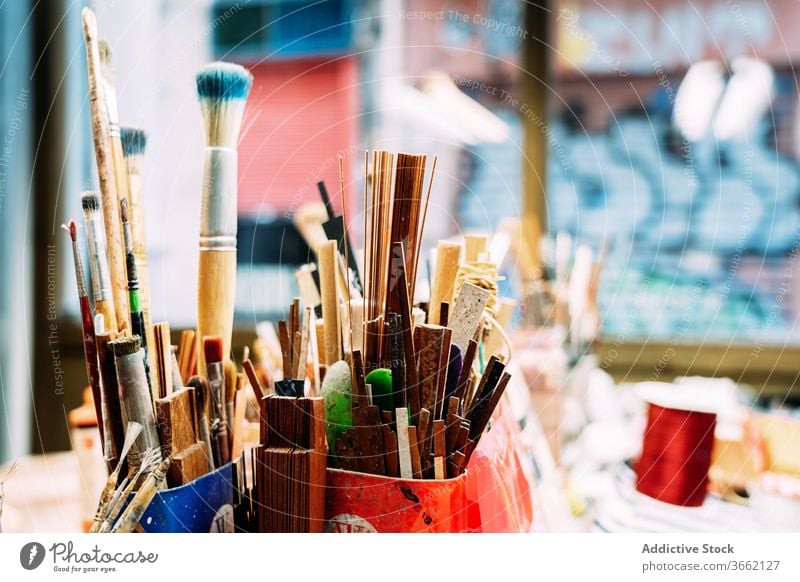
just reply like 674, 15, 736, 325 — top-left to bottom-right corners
199, 147, 238, 251
114, 349, 161, 463
206, 361, 225, 421
121, 219, 138, 288
85, 216, 113, 302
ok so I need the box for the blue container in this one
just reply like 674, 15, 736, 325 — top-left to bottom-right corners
139, 463, 233, 533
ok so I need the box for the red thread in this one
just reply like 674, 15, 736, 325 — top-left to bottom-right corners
636, 403, 717, 507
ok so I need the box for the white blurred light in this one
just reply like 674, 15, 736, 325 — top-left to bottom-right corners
384, 72, 512, 145
673, 60, 727, 141
712, 57, 774, 141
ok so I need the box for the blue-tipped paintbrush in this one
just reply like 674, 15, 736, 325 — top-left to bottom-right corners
194, 62, 253, 373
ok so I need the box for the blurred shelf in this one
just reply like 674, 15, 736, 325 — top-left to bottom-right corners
596, 338, 800, 399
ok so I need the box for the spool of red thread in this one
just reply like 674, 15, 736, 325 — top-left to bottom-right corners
635, 387, 717, 507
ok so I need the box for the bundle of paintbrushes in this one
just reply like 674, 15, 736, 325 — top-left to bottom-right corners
70, 9, 514, 533
66, 8, 258, 532
245, 151, 514, 486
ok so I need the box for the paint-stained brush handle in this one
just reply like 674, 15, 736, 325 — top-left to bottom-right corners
81, 8, 128, 332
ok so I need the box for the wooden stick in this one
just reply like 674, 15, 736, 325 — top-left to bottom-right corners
454, 339, 478, 402
155, 387, 196, 457
465, 234, 488, 263
414, 324, 450, 419
387, 313, 407, 410
469, 371, 511, 441
243, 359, 266, 400
296, 264, 321, 309
396, 408, 413, 479
351, 349, 367, 406
392, 243, 419, 413
417, 408, 431, 471
278, 320, 291, 379
428, 241, 461, 325
81, 8, 127, 332
433, 419, 446, 461
381, 424, 399, 478
445, 396, 462, 453
318, 240, 341, 365
434, 456, 445, 480
407, 426, 422, 479
439, 302, 449, 327
295, 307, 311, 380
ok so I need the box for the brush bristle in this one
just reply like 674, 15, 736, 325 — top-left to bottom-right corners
195, 61, 253, 148
67, 219, 77, 241
203, 336, 224, 364
120, 127, 147, 157
195, 62, 253, 100
81, 190, 101, 217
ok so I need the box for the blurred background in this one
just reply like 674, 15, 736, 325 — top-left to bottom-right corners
1, 0, 800, 462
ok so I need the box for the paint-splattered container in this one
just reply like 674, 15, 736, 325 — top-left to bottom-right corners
325, 399, 535, 533
325, 468, 471, 532
139, 462, 233, 533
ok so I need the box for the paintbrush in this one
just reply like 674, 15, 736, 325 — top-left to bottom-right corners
224, 359, 237, 441
204, 337, 230, 466
64, 220, 106, 453
99, 448, 161, 532
94, 314, 125, 471
111, 455, 170, 533
120, 126, 152, 328
120, 200, 147, 353
109, 336, 161, 466
187, 375, 215, 472
204, 337, 225, 421
195, 62, 253, 373
98, 40, 132, 225
89, 421, 142, 533
80, 190, 118, 332
81, 9, 128, 333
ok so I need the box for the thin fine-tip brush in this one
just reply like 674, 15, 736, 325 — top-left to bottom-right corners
195, 62, 253, 374
120, 127, 152, 326
82, 8, 128, 333
63, 220, 106, 455
81, 190, 118, 332
120, 199, 146, 345
120, 126, 152, 328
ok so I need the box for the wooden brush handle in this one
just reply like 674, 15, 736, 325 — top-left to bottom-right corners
82, 8, 128, 333
197, 249, 236, 371
318, 240, 341, 365
464, 234, 488, 263
197, 147, 238, 372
